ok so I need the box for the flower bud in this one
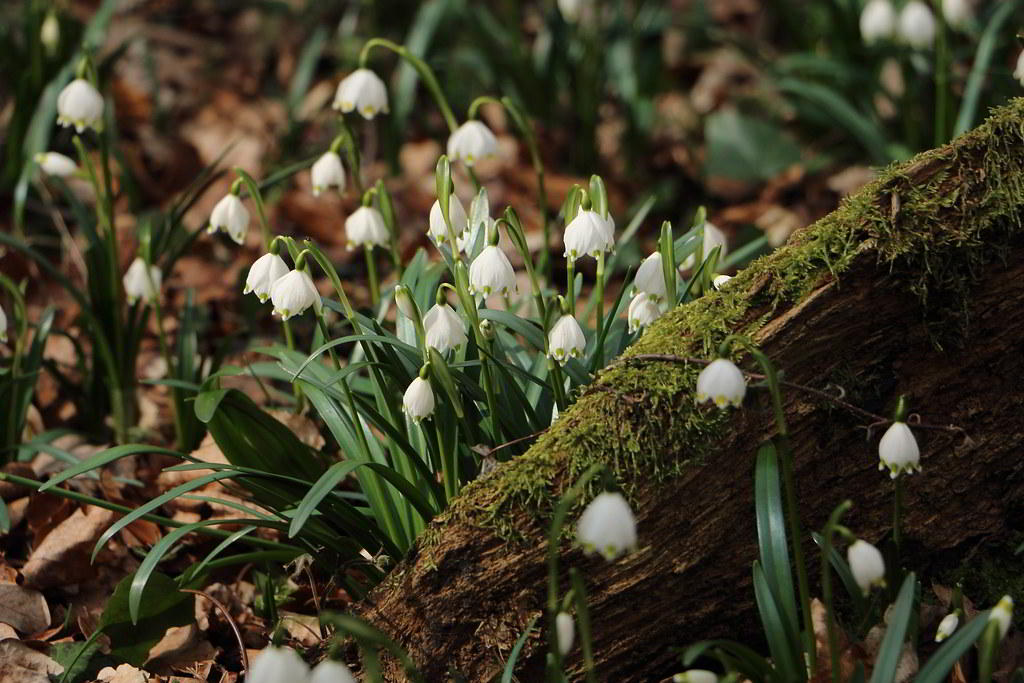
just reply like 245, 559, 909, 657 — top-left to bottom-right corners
577, 491, 637, 561
558, 0, 585, 22
695, 358, 745, 408
403, 375, 435, 423
468, 245, 517, 299
478, 318, 497, 342
898, 0, 936, 49
424, 303, 468, 354
333, 68, 389, 119
634, 252, 667, 302
0, 304, 8, 343
847, 539, 886, 595
57, 78, 104, 133
345, 206, 389, 251
712, 275, 732, 290
244, 253, 289, 302
941, 0, 970, 30
395, 285, 419, 321
122, 257, 161, 304
563, 209, 613, 261
627, 293, 661, 333
860, 0, 896, 44
208, 193, 249, 245
556, 612, 575, 656
270, 270, 322, 320
990, 595, 1014, 639
35, 152, 77, 178
310, 659, 357, 683
429, 197, 469, 244
40, 11, 60, 55
311, 151, 345, 196
446, 120, 498, 167
247, 646, 309, 683
1015, 51, 1024, 87
548, 314, 586, 365
878, 421, 920, 479
935, 612, 959, 642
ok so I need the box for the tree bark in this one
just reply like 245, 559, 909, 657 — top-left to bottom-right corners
359, 100, 1024, 681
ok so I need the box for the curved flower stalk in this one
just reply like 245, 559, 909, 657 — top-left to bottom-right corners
359, 38, 458, 132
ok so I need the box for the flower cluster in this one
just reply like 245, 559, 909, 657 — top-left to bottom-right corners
859, 0, 940, 47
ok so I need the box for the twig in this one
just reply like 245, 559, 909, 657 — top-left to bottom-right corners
181, 588, 248, 674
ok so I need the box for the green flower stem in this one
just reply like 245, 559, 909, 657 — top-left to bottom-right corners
433, 419, 458, 502
821, 500, 853, 683
359, 38, 458, 133
0, 276, 27, 453
593, 252, 605, 368
365, 246, 380, 309
337, 117, 364, 197
566, 258, 576, 313
933, 0, 951, 146
893, 475, 904, 558
143, 280, 185, 449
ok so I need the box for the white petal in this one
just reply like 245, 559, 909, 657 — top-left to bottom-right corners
468, 246, 517, 299
695, 358, 746, 408
847, 540, 886, 595
311, 151, 345, 195
429, 197, 469, 242
860, 0, 896, 43
556, 612, 575, 656
346, 206, 390, 250
403, 376, 435, 422
681, 222, 728, 270
270, 270, 320, 320
248, 647, 309, 683
310, 659, 357, 683
627, 294, 662, 333
424, 304, 468, 354
634, 252, 667, 301
446, 120, 498, 167
577, 492, 637, 560
36, 152, 77, 177
333, 69, 389, 119
563, 210, 613, 261
547, 314, 586, 365
898, 1, 936, 49
878, 421, 920, 477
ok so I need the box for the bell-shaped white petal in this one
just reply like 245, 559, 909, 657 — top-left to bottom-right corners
0, 304, 9, 343
35, 152, 77, 177
447, 120, 498, 167
878, 421, 920, 479
695, 358, 745, 408
56, 78, 104, 133
311, 151, 345, 196
577, 491, 637, 560
208, 194, 250, 245
556, 612, 575, 656
712, 275, 733, 290
424, 303, 468, 354
898, 0, 936, 49
990, 595, 1014, 639
247, 646, 309, 683
244, 253, 289, 302
673, 671, 719, 683
627, 294, 662, 334
270, 270, 321, 320
634, 252, 667, 301
345, 206, 390, 251
682, 222, 728, 270
563, 209, 613, 261
847, 539, 886, 595
548, 314, 586, 365
1015, 51, 1024, 86
468, 245, 517, 299
122, 257, 162, 304
429, 197, 469, 243
403, 376, 435, 423
941, 0, 970, 29
310, 659, 357, 683
860, 0, 896, 44
935, 612, 959, 642
333, 68, 389, 120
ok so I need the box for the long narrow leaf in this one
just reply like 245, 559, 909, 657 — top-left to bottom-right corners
869, 573, 917, 683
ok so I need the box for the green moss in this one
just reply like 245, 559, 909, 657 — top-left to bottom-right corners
421, 99, 1024, 557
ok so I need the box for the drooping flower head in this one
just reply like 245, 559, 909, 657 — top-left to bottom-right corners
577, 491, 638, 560
627, 293, 662, 333
208, 192, 250, 245
244, 253, 289, 302
311, 151, 345, 196
941, 0, 970, 29
57, 78, 104, 133
898, 0, 936, 49
934, 612, 959, 642
1014, 51, 1024, 87
247, 646, 309, 683
345, 206, 390, 251
860, 0, 896, 44
468, 245, 517, 299
634, 252, 667, 302
990, 595, 1014, 639
673, 671, 719, 683
695, 358, 746, 408
35, 152, 77, 178
847, 539, 886, 595
556, 612, 575, 656
682, 222, 728, 270
424, 302, 468, 354
878, 421, 920, 478
548, 314, 586, 365
333, 68, 389, 119
310, 659, 357, 683
123, 257, 162, 304
446, 120, 498, 167
429, 197, 469, 244
270, 269, 322, 320
563, 209, 614, 261
0, 305, 7, 343
403, 374, 435, 423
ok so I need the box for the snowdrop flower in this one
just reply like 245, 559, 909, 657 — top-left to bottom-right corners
558, 0, 585, 22
424, 303, 468, 354
898, 1, 936, 49
247, 646, 308, 683
57, 78, 104, 133
860, 0, 896, 44
556, 612, 575, 656
712, 275, 733, 290
941, 0, 970, 29
682, 222, 728, 270
311, 151, 345, 196
345, 206, 389, 251
564, 209, 614, 261
34, 152, 77, 178
673, 671, 719, 683
990, 595, 1014, 639
333, 68, 389, 119
403, 375, 435, 423
310, 659, 357, 683
878, 421, 920, 478
847, 539, 886, 595
577, 492, 637, 560
695, 358, 746, 408
935, 612, 959, 642
468, 245, 517, 299
1014, 51, 1024, 87
429, 197, 469, 244
244, 253, 289, 303
270, 269, 321, 320
0, 304, 8, 343
208, 193, 249, 245
548, 314, 586, 365
634, 252, 667, 302
627, 294, 662, 333
447, 120, 498, 167
123, 257, 161, 304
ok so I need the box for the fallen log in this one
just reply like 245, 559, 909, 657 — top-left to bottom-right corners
359, 99, 1024, 681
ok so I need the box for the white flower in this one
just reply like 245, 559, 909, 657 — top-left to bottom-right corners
244, 253, 289, 302
577, 491, 637, 560
247, 646, 309, 683
395, 286, 419, 321
935, 612, 959, 642
712, 275, 733, 290
446, 120, 498, 167
0, 305, 8, 343
41, 12, 60, 54
548, 314, 586, 365
682, 222, 728, 270
627, 294, 662, 333
35, 152, 77, 177
847, 539, 886, 595
424, 303, 468, 354
1015, 51, 1024, 86
333, 68, 389, 120
345, 206, 390, 251
556, 612, 575, 656
311, 151, 345, 196
56, 78, 104, 133
860, 0, 896, 44
208, 193, 250, 245
634, 252, 667, 301
468, 245, 517, 299
898, 1, 936, 49
563, 209, 613, 261
878, 421, 920, 478
310, 660, 357, 683
403, 376, 435, 423
270, 270, 322, 320
941, 0, 970, 29
695, 358, 746, 409
429, 197, 469, 244
990, 595, 1014, 639
558, 0, 585, 22
673, 671, 719, 683
122, 257, 161, 304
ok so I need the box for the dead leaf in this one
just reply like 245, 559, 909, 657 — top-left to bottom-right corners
0, 639, 63, 683
96, 663, 149, 682
21, 506, 118, 589
0, 585, 50, 635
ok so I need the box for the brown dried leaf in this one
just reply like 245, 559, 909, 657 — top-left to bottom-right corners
96, 662, 149, 682
0, 639, 63, 682
0, 585, 50, 635
21, 506, 118, 589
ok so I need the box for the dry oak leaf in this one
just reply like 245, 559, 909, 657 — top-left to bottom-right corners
21, 506, 118, 590
0, 584, 51, 635
0, 639, 63, 683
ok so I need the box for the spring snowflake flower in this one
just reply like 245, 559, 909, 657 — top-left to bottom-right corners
577, 491, 637, 560
847, 539, 886, 595
403, 376, 435, 423
270, 270, 321, 320
35, 152, 77, 177
941, 0, 970, 29
548, 314, 586, 365
208, 193, 249, 245
57, 78, 104, 133
311, 151, 345, 196
878, 421, 920, 478
1015, 51, 1024, 87
673, 671, 719, 683
468, 245, 517, 299
990, 595, 1014, 639
424, 303, 468, 354
333, 68, 389, 119
627, 293, 662, 333
429, 197, 469, 244
712, 275, 733, 290
558, 0, 585, 22
935, 612, 959, 642
0, 304, 8, 343
248, 647, 308, 683
122, 257, 161, 304
695, 358, 746, 408
634, 252, 667, 302
244, 253, 289, 303
898, 0, 936, 49
345, 206, 390, 251
564, 209, 613, 261
447, 120, 498, 167
556, 612, 575, 656
682, 222, 728, 270
310, 660, 357, 683
860, 0, 896, 44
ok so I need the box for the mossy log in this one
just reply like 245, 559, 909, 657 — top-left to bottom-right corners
359, 100, 1024, 681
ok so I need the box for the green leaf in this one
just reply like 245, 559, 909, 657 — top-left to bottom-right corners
869, 573, 917, 683
916, 609, 993, 683
38, 444, 185, 492
681, 640, 772, 682
704, 109, 802, 183
752, 561, 802, 681
50, 638, 113, 683
754, 443, 800, 648
953, 0, 1017, 136
98, 571, 194, 666
501, 614, 540, 683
